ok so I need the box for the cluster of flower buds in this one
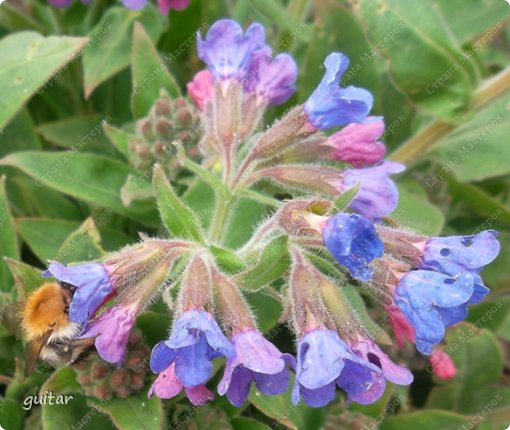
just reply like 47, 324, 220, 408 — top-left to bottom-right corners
42, 18, 501, 410
128, 90, 201, 172
76, 329, 149, 399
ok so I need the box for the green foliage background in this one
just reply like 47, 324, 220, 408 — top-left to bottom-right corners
0, 0, 509, 429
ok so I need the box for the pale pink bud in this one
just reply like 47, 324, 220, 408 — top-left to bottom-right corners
187, 69, 214, 110
325, 117, 386, 167
430, 349, 456, 380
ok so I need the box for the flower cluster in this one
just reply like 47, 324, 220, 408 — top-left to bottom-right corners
40, 18, 500, 410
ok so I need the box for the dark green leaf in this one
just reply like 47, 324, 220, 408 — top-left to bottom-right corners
5, 258, 44, 300
152, 164, 204, 242
83, 6, 165, 98
131, 22, 180, 118
0, 398, 24, 430
103, 123, 135, 159
237, 236, 290, 291
0, 151, 159, 226
55, 217, 105, 263
0, 32, 88, 128
0, 176, 19, 292
351, 0, 478, 120
426, 325, 504, 414
88, 389, 164, 430
380, 410, 471, 430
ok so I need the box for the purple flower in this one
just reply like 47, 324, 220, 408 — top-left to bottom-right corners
292, 329, 382, 407
150, 309, 234, 387
43, 261, 114, 325
158, 0, 191, 14
80, 304, 137, 365
340, 161, 405, 220
197, 19, 267, 81
122, 0, 147, 9
322, 213, 383, 282
244, 48, 297, 106
149, 363, 214, 405
394, 270, 475, 355
218, 330, 294, 406
325, 116, 386, 167
350, 337, 413, 400
304, 53, 373, 130
417, 231, 500, 304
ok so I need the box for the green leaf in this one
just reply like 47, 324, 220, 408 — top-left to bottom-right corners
237, 236, 290, 291
210, 245, 246, 273
41, 368, 114, 430
0, 176, 19, 292
152, 164, 205, 242
0, 398, 24, 430
231, 417, 268, 430
431, 92, 510, 182
88, 389, 164, 430
8, 174, 83, 221
392, 180, 445, 235
249, 375, 326, 430
445, 177, 510, 230
0, 3, 46, 33
0, 109, 42, 158
103, 123, 135, 159
16, 218, 80, 262
0, 151, 159, 226
4, 258, 43, 300
37, 115, 118, 157
224, 196, 269, 249
332, 182, 361, 213
249, 0, 310, 41
55, 217, 105, 263
434, 0, 510, 44
131, 22, 180, 118
83, 6, 165, 98
351, 0, 478, 121
380, 410, 471, 430
426, 325, 504, 414
299, 0, 380, 103
0, 32, 88, 129
121, 174, 154, 207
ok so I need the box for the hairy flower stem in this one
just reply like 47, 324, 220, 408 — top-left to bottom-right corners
209, 193, 231, 243
390, 65, 510, 165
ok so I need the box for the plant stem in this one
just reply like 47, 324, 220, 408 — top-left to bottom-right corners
209, 193, 231, 244
390, 66, 510, 165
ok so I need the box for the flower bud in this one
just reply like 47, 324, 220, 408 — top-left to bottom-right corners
247, 165, 341, 195
154, 99, 171, 117
211, 266, 255, 333
137, 118, 155, 141
251, 106, 316, 160
289, 247, 334, 335
213, 80, 242, 149
154, 118, 173, 139
277, 198, 331, 237
177, 251, 213, 312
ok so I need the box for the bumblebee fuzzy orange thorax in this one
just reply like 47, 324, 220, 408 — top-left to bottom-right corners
22, 283, 72, 339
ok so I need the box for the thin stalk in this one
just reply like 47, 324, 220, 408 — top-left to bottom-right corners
390, 66, 510, 165
208, 193, 231, 244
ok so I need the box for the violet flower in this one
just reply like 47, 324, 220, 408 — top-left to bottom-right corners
394, 270, 475, 355
43, 261, 114, 325
322, 212, 383, 282
340, 161, 405, 220
218, 330, 294, 406
416, 230, 500, 304
150, 309, 234, 387
292, 329, 382, 407
149, 363, 214, 405
304, 53, 373, 130
80, 304, 137, 365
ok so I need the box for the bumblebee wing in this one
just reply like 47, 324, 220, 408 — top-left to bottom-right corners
1, 302, 25, 338
25, 329, 53, 376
